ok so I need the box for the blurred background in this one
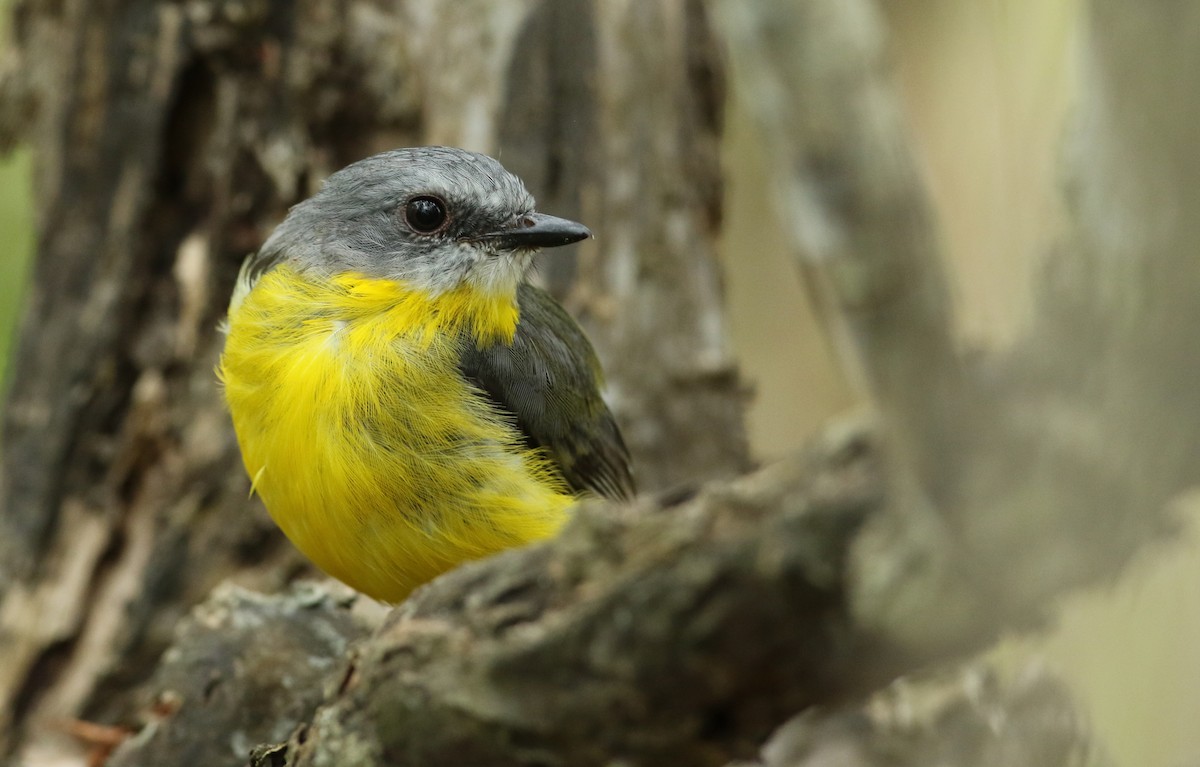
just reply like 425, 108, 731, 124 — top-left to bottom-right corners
2, 0, 1197, 764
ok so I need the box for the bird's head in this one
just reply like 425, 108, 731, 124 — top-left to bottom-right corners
253, 146, 590, 298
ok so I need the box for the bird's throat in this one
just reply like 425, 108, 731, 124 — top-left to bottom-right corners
335, 271, 521, 347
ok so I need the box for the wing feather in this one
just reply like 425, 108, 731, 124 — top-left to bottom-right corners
458, 284, 635, 501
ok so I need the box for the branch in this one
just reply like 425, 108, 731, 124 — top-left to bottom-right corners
102, 426, 882, 767
712, 0, 1197, 645
107, 584, 371, 767
113, 427, 1096, 767
710, 0, 963, 484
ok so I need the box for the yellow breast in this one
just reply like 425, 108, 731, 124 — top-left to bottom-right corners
219, 266, 573, 602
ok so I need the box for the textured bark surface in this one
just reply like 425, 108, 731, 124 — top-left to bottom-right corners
103, 428, 1101, 767
0, 0, 741, 761
281, 430, 882, 767
103, 424, 884, 767
106, 583, 371, 767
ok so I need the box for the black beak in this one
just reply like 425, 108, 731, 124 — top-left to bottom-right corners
470, 213, 592, 250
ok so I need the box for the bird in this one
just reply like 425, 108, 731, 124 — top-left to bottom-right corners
219, 146, 634, 603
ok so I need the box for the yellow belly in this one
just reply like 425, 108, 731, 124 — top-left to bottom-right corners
219, 267, 573, 602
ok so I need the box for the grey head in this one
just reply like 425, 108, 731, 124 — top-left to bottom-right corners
245, 146, 590, 298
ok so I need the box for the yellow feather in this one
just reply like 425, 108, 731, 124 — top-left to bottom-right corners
219, 265, 572, 602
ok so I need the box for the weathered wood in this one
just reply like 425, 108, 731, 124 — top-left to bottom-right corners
106, 583, 371, 767
280, 428, 884, 767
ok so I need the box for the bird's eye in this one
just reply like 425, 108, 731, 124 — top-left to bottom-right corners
404, 196, 448, 234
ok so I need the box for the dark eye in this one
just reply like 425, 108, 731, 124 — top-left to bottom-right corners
405, 195, 448, 233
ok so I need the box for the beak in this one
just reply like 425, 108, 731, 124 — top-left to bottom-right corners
470, 213, 592, 250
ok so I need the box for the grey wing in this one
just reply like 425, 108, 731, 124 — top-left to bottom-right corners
458, 283, 635, 501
